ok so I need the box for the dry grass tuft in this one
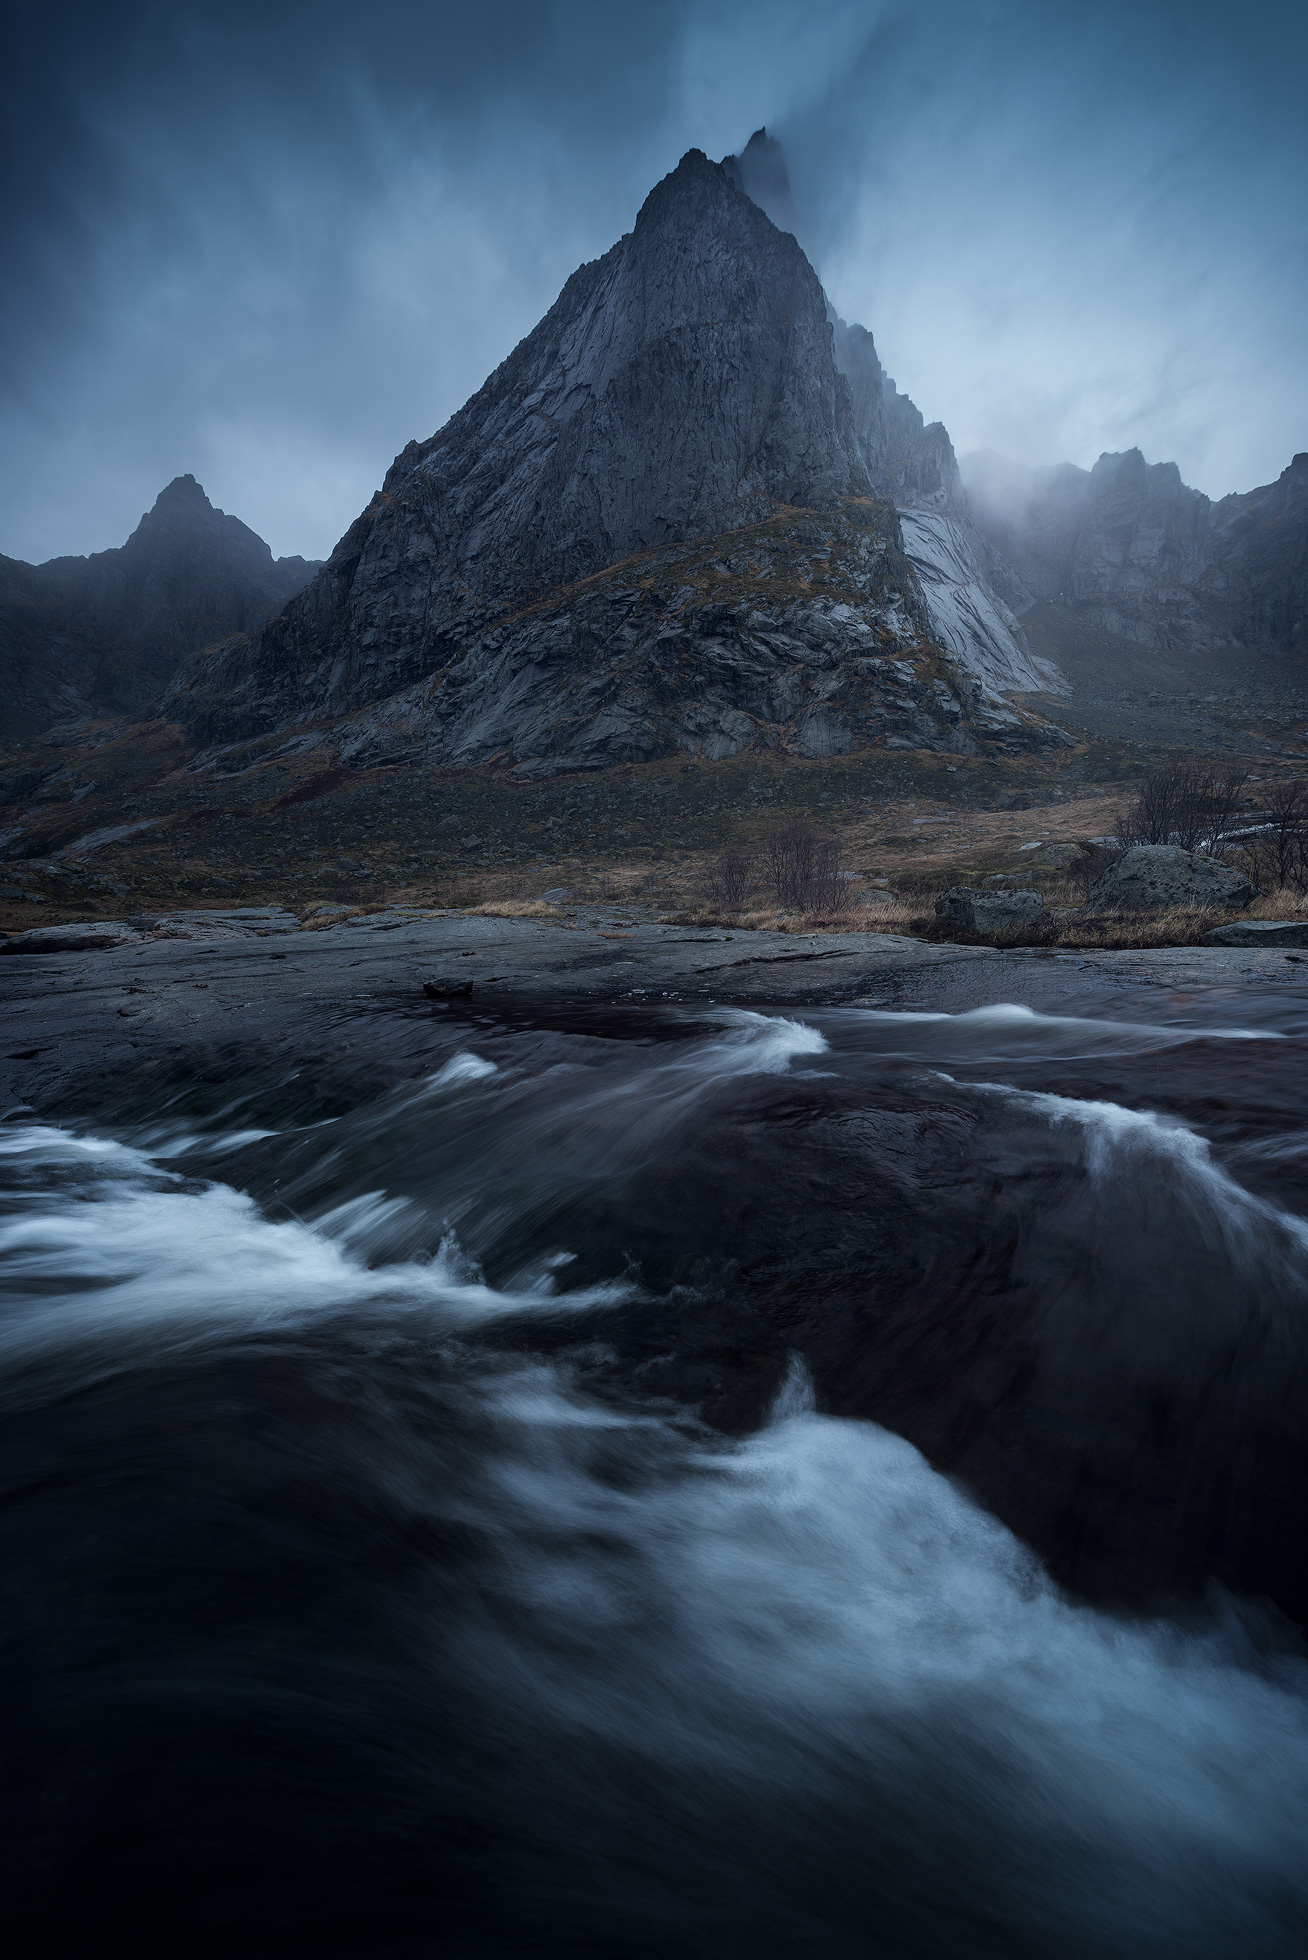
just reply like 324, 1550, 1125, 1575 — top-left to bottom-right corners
466, 898, 565, 920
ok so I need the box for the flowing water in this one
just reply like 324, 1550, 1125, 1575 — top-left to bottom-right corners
5, 984, 1308, 1954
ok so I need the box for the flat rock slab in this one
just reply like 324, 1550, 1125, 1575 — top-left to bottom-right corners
2, 922, 143, 954
130, 907, 302, 938
1205, 920, 1308, 947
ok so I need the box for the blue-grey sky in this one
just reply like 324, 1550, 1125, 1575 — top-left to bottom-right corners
3, 0, 1305, 563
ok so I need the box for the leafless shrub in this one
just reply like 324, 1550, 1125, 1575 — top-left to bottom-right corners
1244, 779, 1308, 894
1116, 764, 1246, 854
765, 820, 851, 912
1255, 784, 1308, 897
705, 844, 755, 910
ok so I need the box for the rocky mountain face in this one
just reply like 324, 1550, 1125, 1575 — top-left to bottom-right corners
0, 476, 321, 738
163, 144, 1066, 773
165, 151, 873, 742
723, 131, 1054, 697
964, 446, 1308, 658
320, 503, 1066, 779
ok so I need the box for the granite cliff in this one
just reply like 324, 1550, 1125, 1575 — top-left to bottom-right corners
162, 145, 1066, 770
0, 476, 320, 738
727, 131, 1056, 697
964, 446, 1308, 658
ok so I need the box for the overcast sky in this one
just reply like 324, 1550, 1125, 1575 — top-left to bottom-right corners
3, 0, 1305, 563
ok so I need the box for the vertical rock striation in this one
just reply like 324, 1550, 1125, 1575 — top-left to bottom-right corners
723, 129, 1055, 695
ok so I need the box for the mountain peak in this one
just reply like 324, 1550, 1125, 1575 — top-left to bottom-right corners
154, 473, 210, 505
722, 128, 803, 240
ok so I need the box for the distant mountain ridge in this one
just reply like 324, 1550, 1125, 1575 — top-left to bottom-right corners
0, 476, 322, 737
963, 446, 1308, 659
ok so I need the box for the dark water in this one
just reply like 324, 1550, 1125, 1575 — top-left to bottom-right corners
5, 987, 1308, 1955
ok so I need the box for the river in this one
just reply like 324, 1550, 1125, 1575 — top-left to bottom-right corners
4, 983, 1308, 1953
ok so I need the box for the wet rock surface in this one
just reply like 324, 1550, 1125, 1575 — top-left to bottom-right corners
6, 914, 1308, 1628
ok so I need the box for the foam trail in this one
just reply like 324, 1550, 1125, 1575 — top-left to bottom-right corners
0, 1124, 631, 1394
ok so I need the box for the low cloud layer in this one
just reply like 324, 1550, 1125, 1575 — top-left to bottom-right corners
3, 0, 1304, 564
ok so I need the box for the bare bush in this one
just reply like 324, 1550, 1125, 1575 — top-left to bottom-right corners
705, 844, 755, 910
1116, 764, 1246, 854
766, 820, 851, 912
1232, 779, 1308, 896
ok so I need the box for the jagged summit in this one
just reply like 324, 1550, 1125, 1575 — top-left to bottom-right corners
164, 147, 880, 738
722, 129, 803, 239
161, 141, 1066, 759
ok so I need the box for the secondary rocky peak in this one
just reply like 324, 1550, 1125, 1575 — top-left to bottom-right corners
963, 442, 1308, 657
124, 474, 274, 573
0, 479, 323, 736
722, 128, 804, 240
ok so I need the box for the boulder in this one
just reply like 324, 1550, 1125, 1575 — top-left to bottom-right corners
1204, 920, 1308, 947
1029, 842, 1088, 870
422, 977, 474, 999
1087, 845, 1255, 912
934, 886, 1045, 931
1, 922, 142, 954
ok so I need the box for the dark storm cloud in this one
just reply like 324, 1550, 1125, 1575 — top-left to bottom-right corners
2, 1, 1305, 563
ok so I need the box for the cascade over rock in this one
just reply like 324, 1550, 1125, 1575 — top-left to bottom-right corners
0, 477, 320, 737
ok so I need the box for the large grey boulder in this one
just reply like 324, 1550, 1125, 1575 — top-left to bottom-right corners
935, 886, 1045, 931
1204, 920, 1308, 947
1087, 845, 1256, 911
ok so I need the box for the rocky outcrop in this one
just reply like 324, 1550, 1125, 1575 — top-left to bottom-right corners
1204, 920, 1308, 947
964, 446, 1308, 657
1087, 844, 1256, 911
0, 477, 321, 738
935, 887, 1045, 931
319, 505, 1071, 775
